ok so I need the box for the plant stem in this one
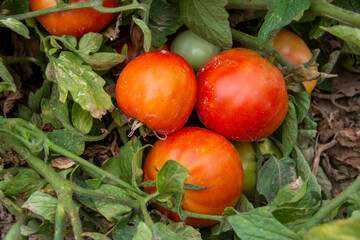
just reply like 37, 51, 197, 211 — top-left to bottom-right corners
310, 0, 360, 28
48, 140, 147, 198
0, 190, 25, 219
7, 0, 147, 21
303, 176, 360, 230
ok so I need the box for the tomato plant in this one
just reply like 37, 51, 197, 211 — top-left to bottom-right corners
29, 0, 118, 39
116, 50, 197, 135
143, 127, 244, 228
273, 29, 318, 93
170, 30, 220, 71
196, 48, 289, 141
233, 138, 282, 199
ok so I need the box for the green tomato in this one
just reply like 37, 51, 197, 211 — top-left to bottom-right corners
233, 138, 282, 199
170, 30, 220, 71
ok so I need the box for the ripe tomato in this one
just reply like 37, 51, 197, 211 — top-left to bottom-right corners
232, 138, 282, 199
273, 29, 318, 93
29, 0, 118, 39
143, 127, 243, 228
114, 40, 168, 69
196, 48, 289, 141
116, 50, 197, 135
170, 30, 220, 71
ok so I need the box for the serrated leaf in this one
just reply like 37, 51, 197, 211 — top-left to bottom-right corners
79, 52, 126, 70
148, 0, 183, 47
0, 61, 16, 92
229, 207, 300, 240
156, 160, 190, 195
151, 222, 186, 240
133, 222, 153, 240
293, 90, 311, 123
78, 32, 104, 55
257, 156, 297, 203
258, 0, 311, 45
22, 191, 58, 223
0, 18, 30, 39
71, 103, 93, 134
321, 25, 360, 47
46, 51, 113, 119
47, 129, 85, 155
166, 222, 201, 240
281, 100, 298, 157
179, 0, 232, 50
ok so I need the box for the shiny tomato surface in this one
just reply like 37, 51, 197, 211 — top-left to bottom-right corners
273, 29, 318, 93
116, 50, 197, 135
143, 127, 244, 228
196, 48, 289, 141
30, 0, 118, 39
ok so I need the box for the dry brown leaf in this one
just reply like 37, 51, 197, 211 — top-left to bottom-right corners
51, 157, 75, 169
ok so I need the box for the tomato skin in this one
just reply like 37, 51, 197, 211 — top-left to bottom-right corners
116, 50, 197, 135
143, 127, 244, 228
29, 0, 118, 39
196, 48, 289, 141
170, 30, 220, 71
232, 138, 282, 199
273, 29, 318, 93
114, 41, 168, 69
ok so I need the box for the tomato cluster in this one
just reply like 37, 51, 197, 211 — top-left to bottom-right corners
112, 28, 304, 228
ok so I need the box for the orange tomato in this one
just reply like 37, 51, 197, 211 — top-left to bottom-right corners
30, 0, 118, 39
273, 29, 318, 93
143, 127, 244, 228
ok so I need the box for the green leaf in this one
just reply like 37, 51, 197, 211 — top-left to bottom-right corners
309, 17, 333, 39
47, 129, 85, 155
166, 222, 201, 240
78, 32, 104, 55
71, 103, 93, 134
258, 0, 311, 45
293, 91, 311, 123
112, 211, 144, 240
22, 191, 58, 223
321, 25, 360, 46
20, 220, 53, 236
151, 222, 186, 240
2, 0, 30, 14
28, 79, 51, 113
156, 160, 190, 195
87, 184, 133, 222
281, 100, 298, 157
179, 0, 232, 50
0, 18, 30, 39
148, 0, 183, 47
308, 217, 360, 240
82, 232, 112, 240
229, 207, 300, 240
257, 156, 297, 203
0, 61, 17, 92
292, 144, 322, 195
17, 104, 32, 121
133, 16, 152, 52
41, 84, 70, 129
79, 52, 126, 71
4, 168, 45, 198
133, 222, 153, 240
46, 51, 113, 119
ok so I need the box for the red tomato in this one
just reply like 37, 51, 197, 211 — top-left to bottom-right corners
29, 0, 118, 39
114, 40, 168, 69
116, 50, 197, 135
196, 48, 288, 141
143, 127, 244, 228
273, 29, 318, 93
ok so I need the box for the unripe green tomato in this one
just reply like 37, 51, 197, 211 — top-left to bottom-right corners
170, 30, 220, 71
233, 138, 282, 199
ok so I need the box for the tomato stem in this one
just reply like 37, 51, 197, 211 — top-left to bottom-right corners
303, 175, 360, 230
6, 0, 147, 21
